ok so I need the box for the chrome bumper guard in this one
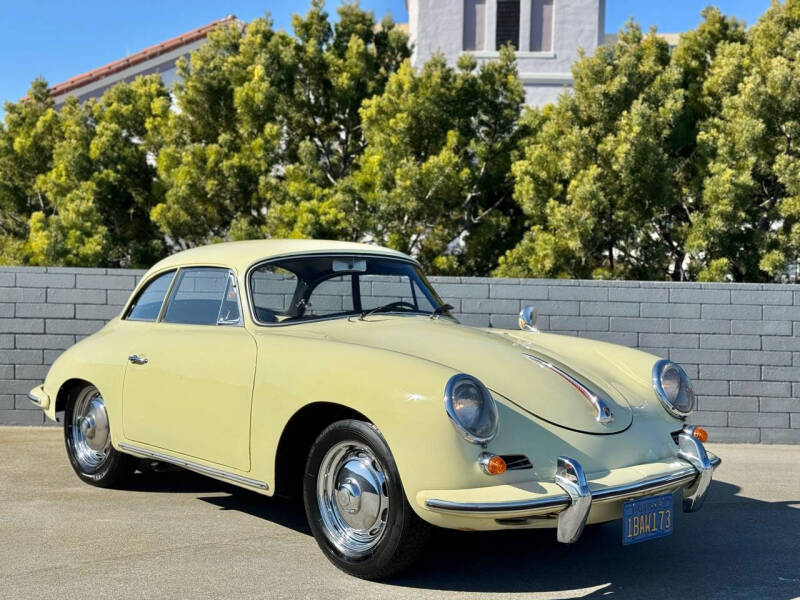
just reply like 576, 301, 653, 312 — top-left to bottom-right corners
424, 427, 720, 544
27, 391, 43, 407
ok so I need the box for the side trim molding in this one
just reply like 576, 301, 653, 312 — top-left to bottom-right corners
118, 443, 268, 491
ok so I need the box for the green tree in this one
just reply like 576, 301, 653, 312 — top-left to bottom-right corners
352, 49, 525, 275
497, 10, 745, 280
692, 0, 800, 281
152, 1, 410, 247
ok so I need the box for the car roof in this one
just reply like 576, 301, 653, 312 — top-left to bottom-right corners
148, 239, 414, 274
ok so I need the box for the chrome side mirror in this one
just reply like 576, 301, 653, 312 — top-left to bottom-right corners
519, 305, 538, 332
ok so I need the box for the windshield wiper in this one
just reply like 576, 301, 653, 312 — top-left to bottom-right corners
359, 301, 417, 320
430, 303, 454, 319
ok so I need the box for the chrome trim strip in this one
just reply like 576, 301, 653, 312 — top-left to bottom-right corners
524, 354, 615, 424
424, 458, 717, 516
27, 391, 42, 407
118, 443, 268, 491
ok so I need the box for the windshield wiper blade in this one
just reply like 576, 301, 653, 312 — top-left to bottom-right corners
359, 302, 415, 320
430, 303, 454, 319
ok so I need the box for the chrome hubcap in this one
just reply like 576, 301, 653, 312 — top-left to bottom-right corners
316, 441, 390, 557
71, 387, 110, 472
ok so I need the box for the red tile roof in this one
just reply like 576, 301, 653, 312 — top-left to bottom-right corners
48, 15, 238, 97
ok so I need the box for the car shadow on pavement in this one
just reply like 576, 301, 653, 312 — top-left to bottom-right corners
387, 480, 800, 599
126, 469, 800, 599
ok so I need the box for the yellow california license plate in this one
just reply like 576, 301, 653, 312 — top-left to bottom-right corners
622, 493, 674, 545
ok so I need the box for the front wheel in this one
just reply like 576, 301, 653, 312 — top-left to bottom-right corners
303, 420, 431, 580
64, 383, 136, 488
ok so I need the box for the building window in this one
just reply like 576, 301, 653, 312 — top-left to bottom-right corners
496, 0, 521, 50
530, 0, 554, 52
463, 0, 486, 51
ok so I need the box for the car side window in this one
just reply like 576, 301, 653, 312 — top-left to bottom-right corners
125, 271, 175, 322
250, 266, 300, 323
163, 267, 242, 326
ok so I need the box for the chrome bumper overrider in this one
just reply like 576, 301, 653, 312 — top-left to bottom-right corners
424, 429, 720, 544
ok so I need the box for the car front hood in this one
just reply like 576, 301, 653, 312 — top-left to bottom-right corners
308, 316, 640, 434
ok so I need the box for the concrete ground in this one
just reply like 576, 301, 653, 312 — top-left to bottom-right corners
1, 427, 798, 600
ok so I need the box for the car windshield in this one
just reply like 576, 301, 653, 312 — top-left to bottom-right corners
249, 255, 449, 325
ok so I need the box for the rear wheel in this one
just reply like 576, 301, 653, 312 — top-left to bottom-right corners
303, 420, 431, 580
64, 384, 135, 488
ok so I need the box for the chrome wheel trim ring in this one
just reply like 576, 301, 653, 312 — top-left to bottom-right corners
316, 441, 390, 557
71, 387, 111, 472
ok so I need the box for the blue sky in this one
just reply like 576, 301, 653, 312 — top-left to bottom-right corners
0, 1, 773, 112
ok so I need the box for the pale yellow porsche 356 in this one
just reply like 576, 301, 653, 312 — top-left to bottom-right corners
28, 240, 719, 579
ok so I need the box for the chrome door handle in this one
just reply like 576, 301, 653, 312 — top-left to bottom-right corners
128, 355, 148, 365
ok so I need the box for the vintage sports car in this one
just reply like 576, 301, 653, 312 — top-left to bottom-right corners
29, 240, 720, 579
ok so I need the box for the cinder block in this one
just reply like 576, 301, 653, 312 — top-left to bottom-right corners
761, 336, 800, 351
15, 303, 74, 318
762, 429, 800, 443
46, 319, 105, 335
0, 319, 44, 334
670, 318, 730, 334
0, 288, 45, 302
580, 302, 638, 317
47, 288, 106, 304
461, 298, 520, 314
704, 427, 760, 443
16, 272, 75, 288
669, 288, 730, 304
0, 365, 13, 379
14, 334, 74, 350
75, 305, 120, 320
0, 410, 44, 425
732, 320, 792, 335
639, 333, 699, 348
14, 364, 49, 379
761, 366, 800, 382
699, 396, 758, 412
549, 316, 609, 331
0, 334, 13, 348
0, 272, 14, 286
699, 364, 759, 381
688, 411, 727, 427
670, 348, 729, 365
76, 274, 136, 290
0, 395, 13, 409
457, 314, 490, 327
731, 380, 790, 397
763, 305, 800, 321
0, 349, 42, 365
641, 303, 700, 318
760, 398, 800, 412
692, 380, 729, 396
0, 379, 43, 395
490, 284, 549, 300
526, 300, 579, 316
610, 317, 669, 333
731, 290, 792, 305
46, 266, 106, 275
700, 334, 761, 350
731, 350, 791, 366
609, 287, 668, 302
792, 414, 800, 428
702, 304, 761, 320
729, 412, 789, 428
550, 286, 608, 301
489, 314, 520, 329
581, 331, 638, 346
433, 283, 488, 299
107, 290, 132, 306
0, 304, 12, 318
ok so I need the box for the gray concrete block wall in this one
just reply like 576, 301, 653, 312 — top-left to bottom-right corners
1, 266, 799, 443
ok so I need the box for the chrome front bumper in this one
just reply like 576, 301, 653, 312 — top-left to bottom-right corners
423, 428, 720, 542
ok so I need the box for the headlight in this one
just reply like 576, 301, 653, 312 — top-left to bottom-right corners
652, 360, 696, 418
444, 374, 499, 444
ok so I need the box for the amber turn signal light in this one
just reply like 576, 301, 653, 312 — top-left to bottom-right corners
692, 427, 708, 443
479, 453, 507, 475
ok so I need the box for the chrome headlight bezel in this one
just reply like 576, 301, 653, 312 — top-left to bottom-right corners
443, 373, 499, 444
652, 359, 696, 418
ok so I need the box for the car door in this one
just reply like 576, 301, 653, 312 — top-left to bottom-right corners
122, 266, 256, 472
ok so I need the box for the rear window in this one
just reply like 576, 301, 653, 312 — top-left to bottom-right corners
125, 271, 175, 322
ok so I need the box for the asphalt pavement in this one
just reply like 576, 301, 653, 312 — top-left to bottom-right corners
1, 426, 798, 600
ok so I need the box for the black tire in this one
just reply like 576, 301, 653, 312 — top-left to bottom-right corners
303, 419, 431, 580
64, 383, 136, 488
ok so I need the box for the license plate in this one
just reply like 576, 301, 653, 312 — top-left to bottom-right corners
622, 493, 674, 545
